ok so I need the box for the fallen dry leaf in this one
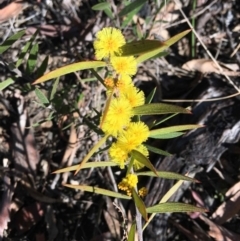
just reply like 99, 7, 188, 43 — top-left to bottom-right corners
10, 202, 44, 235
211, 181, 240, 224
0, 1, 26, 23
200, 215, 240, 241
226, 181, 240, 198
182, 59, 240, 76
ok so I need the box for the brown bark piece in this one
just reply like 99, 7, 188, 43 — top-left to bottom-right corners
200, 215, 240, 241
211, 181, 240, 224
0, 1, 25, 23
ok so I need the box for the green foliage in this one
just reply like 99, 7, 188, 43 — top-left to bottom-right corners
146, 202, 207, 213
0, 30, 25, 54
2, 24, 204, 241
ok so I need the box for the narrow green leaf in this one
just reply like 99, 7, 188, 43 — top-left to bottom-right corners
120, 39, 166, 56
131, 150, 158, 176
0, 78, 14, 91
0, 30, 25, 54
26, 43, 38, 74
146, 202, 208, 213
75, 135, 109, 174
137, 50, 169, 63
121, 3, 144, 28
36, 55, 49, 78
16, 30, 38, 67
53, 161, 118, 174
149, 131, 184, 139
145, 87, 156, 104
149, 125, 203, 139
33, 61, 107, 84
133, 103, 191, 115
143, 179, 186, 230
92, 2, 111, 10
90, 69, 105, 85
136, 29, 191, 63
137, 171, 198, 182
132, 188, 148, 221
50, 77, 59, 101
128, 222, 136, 241
63, 184, 131, 200
165, 29, 191, 47
103, 8, 114, 19
35, 88, 49, 104
144, 144, 172, 156
154, 113, 179, 126
119, 0, 147, 17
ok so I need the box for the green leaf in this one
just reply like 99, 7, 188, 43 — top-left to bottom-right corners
16, 30, 38, 67
128, 222, 136, 241
0, 78, 14, 91
92, 2, 111, 10
146, 202, 208, 213
103, 8, 114, 19
120, 39, 166, 56
36, 55, 49, 78
132, 188, 148, 221
137, 171, 198, 182
133, 103, 191, 115
143, 178, 186, 231
0, 30, 25, 54
144, 144, 172, 156
149, 131, 184, 139
26, 43, 38, 74
119, 0, 147, 17
53, 161, 118, 174
131, 150, 158, 176
145, 87, 156, 104
35, 88, 49, 105
92, 2, 113, 19
63, 184, 131, 200
136, 29, 191, 63
149, 125, 203, 139
33, 61, 107, 84
121, 3, 144, 28
50, 77, 59, 101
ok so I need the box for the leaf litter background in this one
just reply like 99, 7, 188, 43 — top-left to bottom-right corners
1, 0, 240, 240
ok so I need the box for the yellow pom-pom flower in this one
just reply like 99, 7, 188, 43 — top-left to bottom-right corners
118, 122, 150, 152
123, 85, 145, 107
104, 77, 115, 89
101, 97, 133, 136
116, 75, 133, 93
138, 187, 148, 198
111, 56, 137, 76
94, 27, 126, 60
109, 143, 128, 169
118, 174, 138, 196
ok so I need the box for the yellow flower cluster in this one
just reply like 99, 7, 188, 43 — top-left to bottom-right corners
118, 174, 138, 196
94, 27, 150, 196
138, 187, 148, 198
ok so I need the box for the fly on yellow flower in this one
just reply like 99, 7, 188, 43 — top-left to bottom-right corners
111, 56, 137, 76
118, 174, 138, 196
94, 27, 126, 60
